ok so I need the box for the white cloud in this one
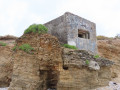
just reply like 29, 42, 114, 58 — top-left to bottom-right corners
0, 0, 120, 37
0, 0, 28, 36
0, 0, 44, 36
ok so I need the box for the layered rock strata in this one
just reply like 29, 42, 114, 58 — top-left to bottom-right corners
0, 34, 114, 90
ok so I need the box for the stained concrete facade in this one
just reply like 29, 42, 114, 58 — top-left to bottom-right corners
44, 12, 98, 54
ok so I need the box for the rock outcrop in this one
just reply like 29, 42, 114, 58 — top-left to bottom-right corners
58, 48, 113, 90
9, 33, 62, 90
0, 34, 114, 90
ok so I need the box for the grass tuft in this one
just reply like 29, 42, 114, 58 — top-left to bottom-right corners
0, 41, 7, 46
19, 44, 34, 53
63, 44, 77, 49
86, 60, 89, 65
94, 54, 100, 58
12, 46, 17, 51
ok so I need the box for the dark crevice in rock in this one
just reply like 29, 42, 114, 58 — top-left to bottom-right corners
39, 70, 59, 90
46, 70, 59, 89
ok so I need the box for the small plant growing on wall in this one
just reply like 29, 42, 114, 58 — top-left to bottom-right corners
86, 60, 89, 65
63, 44, 77, 49
94, 54, 100, 58
18, 44, 34, 53
0, 41, 7, 46
24, 24, 48, 34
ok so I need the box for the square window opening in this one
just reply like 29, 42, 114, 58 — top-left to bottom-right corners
78, 29, 90, 39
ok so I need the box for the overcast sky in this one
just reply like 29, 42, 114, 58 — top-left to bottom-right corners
0, 0, 120, 37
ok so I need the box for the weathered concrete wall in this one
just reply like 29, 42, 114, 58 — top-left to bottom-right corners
65, 12, 97, 54
76, 38, 97, 54
44, 15, 68, 43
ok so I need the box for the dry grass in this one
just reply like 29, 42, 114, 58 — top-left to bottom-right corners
97, 35, 113, 40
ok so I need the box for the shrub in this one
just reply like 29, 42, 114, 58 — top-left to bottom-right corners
0, 41, 7, 46
94, 54, 100, 58
24, 24, 48, 34
19, 44, 34, 53
86, 60, 89, 65
63, 44, 77, 49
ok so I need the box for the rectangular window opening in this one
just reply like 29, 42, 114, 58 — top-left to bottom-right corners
78, 34, 84, 38
78, 29, 90, 39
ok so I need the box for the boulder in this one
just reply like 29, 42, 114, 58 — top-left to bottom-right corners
88, 61, 100, 70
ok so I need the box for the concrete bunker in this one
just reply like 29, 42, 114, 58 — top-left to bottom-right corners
44, 12, 98, 54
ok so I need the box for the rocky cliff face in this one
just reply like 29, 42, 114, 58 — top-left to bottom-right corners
9, 33, 62, 90
57, 48, 113, 90
98, 39, 120, 83
0, 46, 13, 87
0, 34, 114, 90
98, 39, 120, 61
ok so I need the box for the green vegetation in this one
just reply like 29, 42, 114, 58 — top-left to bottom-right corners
85, 60, 89, 65
94, 54, 100, 58
18, 44, 34, 53
0, 41, 7, 46
63, 44, 77, 49
12, 46, 17, 51
24, 24, 48, 34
